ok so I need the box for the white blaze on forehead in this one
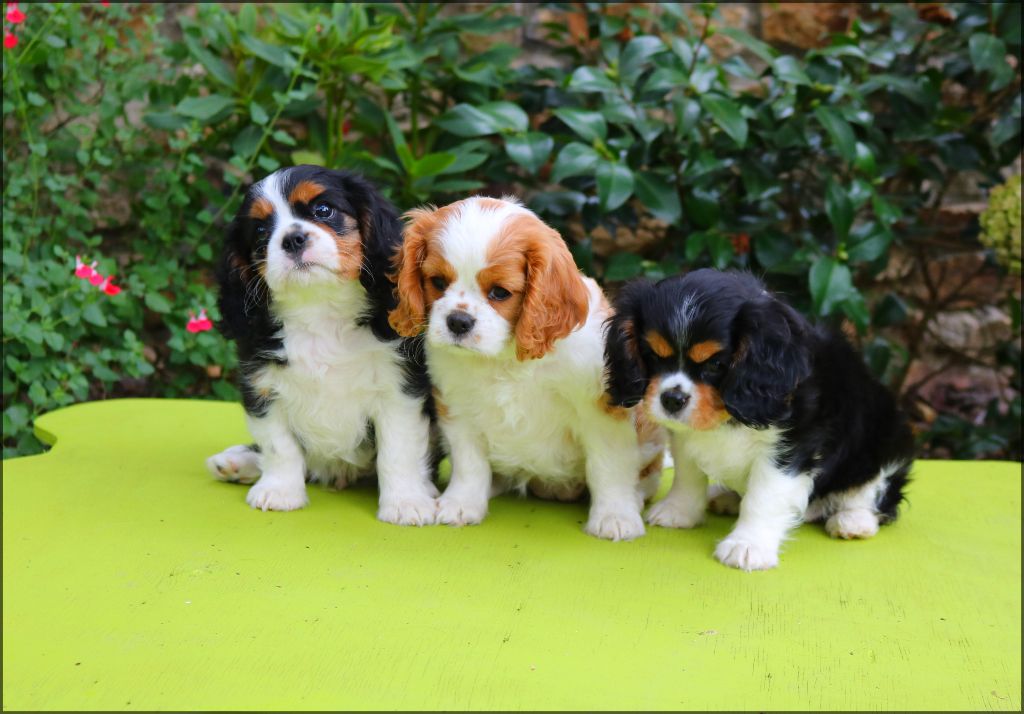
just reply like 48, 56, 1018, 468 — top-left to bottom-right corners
437, 197, 529, 292
667, 294, 699, 350
255, 170, 296, 225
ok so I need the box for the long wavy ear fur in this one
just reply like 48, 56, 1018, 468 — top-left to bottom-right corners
388, 207, 436, 337
603, 279, 655, 407
721, 297, 813, 428
513, 222, 589, 361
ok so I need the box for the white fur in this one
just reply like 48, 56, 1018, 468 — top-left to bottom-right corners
207, 171, 437, 524
426, 198, 653, 541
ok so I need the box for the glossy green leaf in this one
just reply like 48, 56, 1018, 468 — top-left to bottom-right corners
718, 26, 777, 63
175, 95, 235, 122
434, 104, 500, 137
825, 179, 853, 241
771, 56, 812, 85
619, 35, 665, 82
595, 161, 634, 212
552, 108, 608, 143
568, 66, 618, 93
550, 143, 601, 183
700, 94, 747, 147
505, 132, 554, 174
809, 257, 856, 316
814, 106, 856, 162
634, 172, 682, 224
604, 252, 644, 281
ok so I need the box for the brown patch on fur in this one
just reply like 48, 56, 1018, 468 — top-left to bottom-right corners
687, 340, 723, 364
689, 383, 729, 430
432, 388, 449, 421
645, 330, 674, 359
249, 198, 273, 220
598, 393, 630, 421
288, 181, 324, 206
479, 236, 528, 326
639, 451, 663, 480
490, 213, 588, 361
321, 214, 362, 280
390, 206, 441, 336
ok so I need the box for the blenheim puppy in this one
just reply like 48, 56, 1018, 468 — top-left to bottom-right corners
389, 197, 663, 541
605, 269, 914, 569
205, 166, 437, 525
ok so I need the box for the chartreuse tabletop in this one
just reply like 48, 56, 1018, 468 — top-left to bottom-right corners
2, 398, 1020, 711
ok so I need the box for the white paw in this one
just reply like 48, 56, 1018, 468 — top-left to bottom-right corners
585, 508, 646, 541
645, 498, 706, 528
245, 480, 309, 512
436, 494, 488, 526
207, 445, 261, 484
707, 486, 741, 516
825, 508, 880, 539
714, 536, 780, 571
377, 493, 438, 526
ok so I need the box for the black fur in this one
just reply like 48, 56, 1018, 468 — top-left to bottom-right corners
604, 268, 914, 521
215, 166, 431, 414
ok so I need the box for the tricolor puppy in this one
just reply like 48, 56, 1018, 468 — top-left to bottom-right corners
205, 166, 438, 525
605, 269, 914, 569
389, 197, 663, 541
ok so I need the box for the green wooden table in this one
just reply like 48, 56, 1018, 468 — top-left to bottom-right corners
3, 399, 1020, 711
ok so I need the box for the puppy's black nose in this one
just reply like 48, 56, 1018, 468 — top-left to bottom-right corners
446, 310, 475, 336
282, 231, 308, 255
660, 388, 689, 414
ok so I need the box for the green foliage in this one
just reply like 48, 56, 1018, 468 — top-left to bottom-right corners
3, 2, 1022, 459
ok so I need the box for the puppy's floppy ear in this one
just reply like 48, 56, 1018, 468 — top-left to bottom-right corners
388, 207, 436, 337
214, 217, 259, 340
721, 297, 812, 428
514, 222, 589, 361
603, 279, 655, 407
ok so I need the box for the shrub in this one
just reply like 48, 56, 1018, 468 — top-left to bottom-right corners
2, 2, 1021, 459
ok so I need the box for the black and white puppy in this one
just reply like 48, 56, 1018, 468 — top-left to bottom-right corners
605, 269, 913, 570
205, 165, 437, 525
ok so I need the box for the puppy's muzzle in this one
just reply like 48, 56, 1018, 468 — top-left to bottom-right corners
660, 387, 690, 415
446, 310, 475, 337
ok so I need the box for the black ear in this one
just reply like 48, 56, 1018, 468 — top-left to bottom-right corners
340, 172, 404, 340
604, 279, 655, 407
214, 218, 252, 341
721, 297, 812, 428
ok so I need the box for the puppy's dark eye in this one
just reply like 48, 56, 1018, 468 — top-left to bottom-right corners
255, 224, 268, 236
704, 358, 725, 377
430, 276, 448, 291
313, 203, 334, 220
488, 286, 511, 301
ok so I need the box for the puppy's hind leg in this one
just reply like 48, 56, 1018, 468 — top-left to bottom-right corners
823, 462, 908, 540
207, 444, 262, 485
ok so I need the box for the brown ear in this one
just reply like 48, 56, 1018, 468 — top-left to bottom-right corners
514, 221, 590, 360
388, 207, 436, 337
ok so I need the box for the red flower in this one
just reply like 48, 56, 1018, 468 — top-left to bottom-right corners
99, 275, 122, 296
342, 118, 351, 136
74, 255, 98, 280
5, 3, 25, 24
731, 232, 751, 256
88, 271, 104, 287
187, 309, 213, 333
3, 31, 17, 49
100, 1, 110, 5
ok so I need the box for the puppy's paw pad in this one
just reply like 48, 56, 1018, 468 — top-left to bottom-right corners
707, 489, 741, 516
436, 496, 487, 526
378, 494, 438, 526
826, 509, 879, 540
714, 537, 779, 571
585, 509, 645, 541
245, 482, 309, 512
207, 446, 261, 484
645, 500, 705, 528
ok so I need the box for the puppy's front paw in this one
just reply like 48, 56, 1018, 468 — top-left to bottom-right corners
825, 508, 879, 540
436, 494, 488, 526
207, 445, 261, 484
378, 493, 438, 526
646, 498, 706, 528
585, 508, 645, 541
246, 480, 309, 512
714, 536, 780, 571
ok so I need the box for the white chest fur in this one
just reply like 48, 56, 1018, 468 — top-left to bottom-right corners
252, 285, 404, 464
675, 422, 782, 493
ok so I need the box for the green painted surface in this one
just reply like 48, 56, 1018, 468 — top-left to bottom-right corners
3, 398, 1021, 711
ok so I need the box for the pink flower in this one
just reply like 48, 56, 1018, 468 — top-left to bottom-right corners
74, 255, 98, 280
187, 309, 213, 333
88, 271, 104, 286
3, 31, 17, 49
100, 1, 110, 5
5, 3, 25, 24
